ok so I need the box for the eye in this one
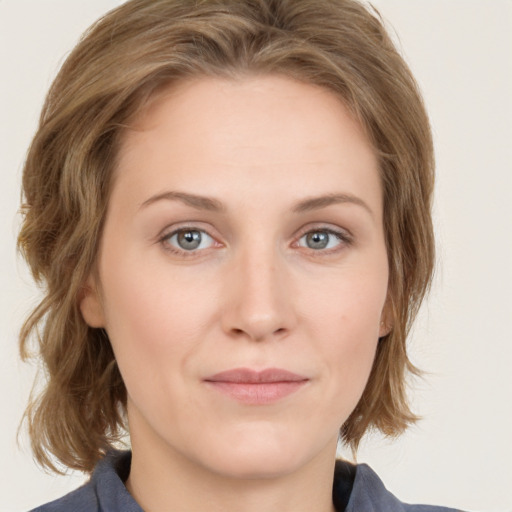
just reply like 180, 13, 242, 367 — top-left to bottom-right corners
162, 228, 215, 252
297, 229, 345, 251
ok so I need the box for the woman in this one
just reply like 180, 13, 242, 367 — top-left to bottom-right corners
18, 0, 461, 510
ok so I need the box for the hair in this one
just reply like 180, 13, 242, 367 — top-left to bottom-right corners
19, 0, 434, 473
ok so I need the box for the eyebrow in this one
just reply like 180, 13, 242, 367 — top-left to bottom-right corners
292, 193, 373, 217
140, 191, 225, 212
140, 191, 373, 217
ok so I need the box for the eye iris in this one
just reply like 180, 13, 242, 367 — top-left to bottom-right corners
306, 231, 329, 249
177, 230, 202, 250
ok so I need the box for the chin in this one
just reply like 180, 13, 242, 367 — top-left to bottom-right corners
207, 449, 304, 481
194, 424, 327, 480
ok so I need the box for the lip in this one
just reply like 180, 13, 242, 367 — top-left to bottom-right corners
204, 368, 309, 405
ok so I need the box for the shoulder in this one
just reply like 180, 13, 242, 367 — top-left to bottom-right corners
29, 482, 98, 512
344, 462, 465, 512
29, 451, 142, 512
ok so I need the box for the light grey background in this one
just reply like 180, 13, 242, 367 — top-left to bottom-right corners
1, 1, 511, 511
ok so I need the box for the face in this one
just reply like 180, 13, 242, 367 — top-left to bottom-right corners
81, 75, 389, 479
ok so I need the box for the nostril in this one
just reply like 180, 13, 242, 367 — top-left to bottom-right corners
229, 326, 288, 341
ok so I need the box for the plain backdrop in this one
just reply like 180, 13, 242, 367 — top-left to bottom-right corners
1, 1, 511, 511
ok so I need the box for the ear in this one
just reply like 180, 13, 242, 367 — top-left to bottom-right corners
379, 296, 393, 338
79, 275, 105, 328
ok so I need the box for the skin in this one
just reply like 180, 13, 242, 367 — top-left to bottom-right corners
81, 75, 390, 512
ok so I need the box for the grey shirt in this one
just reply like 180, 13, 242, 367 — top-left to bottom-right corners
31, 450, 463, 512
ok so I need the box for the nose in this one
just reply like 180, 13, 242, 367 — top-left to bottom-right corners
221, 246, 297, 342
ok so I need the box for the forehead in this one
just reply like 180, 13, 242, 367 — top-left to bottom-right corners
112, 75, 381, 215
122, 74, 371, 153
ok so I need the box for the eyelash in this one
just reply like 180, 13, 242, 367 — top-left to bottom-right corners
158, 225, 352, 258
294, 227, 352, 254
159, 226, 218, 256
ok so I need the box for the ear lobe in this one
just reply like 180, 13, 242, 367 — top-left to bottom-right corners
379, 319, 392, 338
79, 276, 105, 328
379, 299, 393, 338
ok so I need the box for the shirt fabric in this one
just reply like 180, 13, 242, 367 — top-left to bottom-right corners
31, 450, 463, 512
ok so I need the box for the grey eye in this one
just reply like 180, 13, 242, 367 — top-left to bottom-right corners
299, 230, 342, 250
166, 229, 215, 251
177, 230, 202, 250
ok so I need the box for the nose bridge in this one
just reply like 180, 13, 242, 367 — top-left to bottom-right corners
223, 239, 295, 342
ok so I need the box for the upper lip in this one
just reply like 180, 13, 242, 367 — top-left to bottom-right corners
205, 368, 308, 383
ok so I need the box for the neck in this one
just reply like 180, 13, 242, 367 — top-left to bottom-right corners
126, 430, 338, 512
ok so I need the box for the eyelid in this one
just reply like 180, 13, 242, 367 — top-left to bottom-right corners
156, 221, 353, 257
292, 224, 353, 252
294, 222, 353, 241
156, 220, 218, 240
158, 223, 222, 256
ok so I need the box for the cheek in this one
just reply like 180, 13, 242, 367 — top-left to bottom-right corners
98, 261, 221, 436
300, 265, 387, 405
98, 252, 217, 377
304, 265, 387, 344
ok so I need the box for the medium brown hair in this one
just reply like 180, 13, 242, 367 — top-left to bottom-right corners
19, 0, 434, 473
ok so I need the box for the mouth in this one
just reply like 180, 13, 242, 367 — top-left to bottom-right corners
204, 368, 309, 405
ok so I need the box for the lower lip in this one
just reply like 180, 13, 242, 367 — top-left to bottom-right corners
205, 381, 308, 405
